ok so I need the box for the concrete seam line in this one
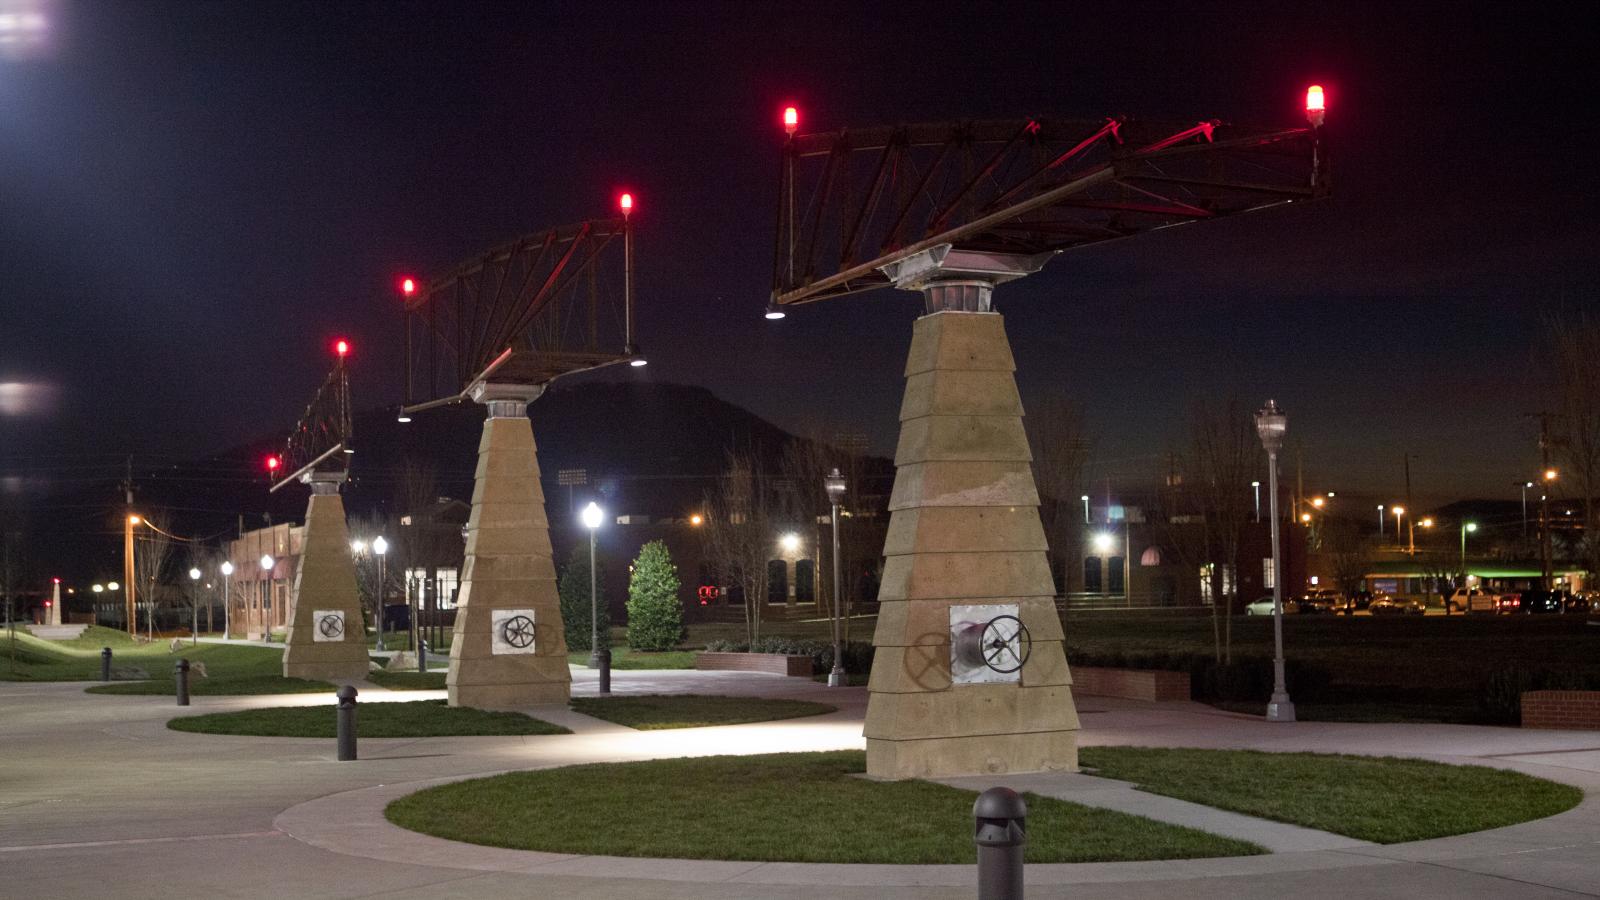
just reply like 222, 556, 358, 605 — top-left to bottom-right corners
0, 830, 284, 853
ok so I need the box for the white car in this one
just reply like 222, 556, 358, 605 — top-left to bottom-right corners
1246, 596, 1290, 616
1446, 587, 1498, 614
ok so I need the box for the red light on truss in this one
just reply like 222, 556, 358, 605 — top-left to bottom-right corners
335, 339, 349, 357
266, 455, 280, 472
783, 106, 798, 135
1305, 85, 1325, 112
619, 192, 633, 215
400, 277, 416, 296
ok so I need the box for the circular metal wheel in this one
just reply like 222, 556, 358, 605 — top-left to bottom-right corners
500, 615, 536, 649
317, 613, 344, 639
981, 614, 1031, 674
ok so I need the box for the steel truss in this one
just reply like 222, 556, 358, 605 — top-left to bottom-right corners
271, 357, 352, 492
773, 115, 1327, 306
402, 216, 637, 413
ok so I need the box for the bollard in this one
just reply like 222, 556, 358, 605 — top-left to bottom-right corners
417, 639, 427, 675
175, 659, 191, 706
974, 787, 1027, 900
101, 647, 112, 682
336, 685, 358, 761
598, 647, 612, 695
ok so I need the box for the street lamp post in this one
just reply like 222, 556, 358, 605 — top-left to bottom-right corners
372, 536, 391, 659
220, 561, 233, 641
188, 567, 201, 645
260, 554, 275, 638
581, 502, 610, 694
824, 467, 847, 687
1458, 521, 1477, 611
1255, 399, 1294, 723
1393, 506, 1408, 554
1251, 481, 1261, 523
1377, 505, 1385, 540
1517, 481, 1532, 538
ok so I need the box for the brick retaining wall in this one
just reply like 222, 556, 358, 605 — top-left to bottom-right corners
1522, 690, 1600, 730
1071, 666, 1191, 702
695, 652, 814, 677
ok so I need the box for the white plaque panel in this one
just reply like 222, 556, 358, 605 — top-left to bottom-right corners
491, 608, 538, 655
312, 609, 346, 642
949, 603, 1020, 684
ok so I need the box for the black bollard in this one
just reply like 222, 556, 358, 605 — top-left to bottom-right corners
598, 647, 612, 695
175, 659, 191, 706
417, 639, 427, 675
101, 647, 112, 682
974, 787, 1027, 900
336, 685, 358, 761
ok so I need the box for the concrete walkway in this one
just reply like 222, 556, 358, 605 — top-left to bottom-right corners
1, 673, 1597, 899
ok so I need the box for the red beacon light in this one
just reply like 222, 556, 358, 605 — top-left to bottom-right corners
783, 106, 798, 135
1305, 85, 1326, 126
619, 192, 633, 218
335, 339, 350, 357
400, 277, 417, 297
266, 455, 281, 472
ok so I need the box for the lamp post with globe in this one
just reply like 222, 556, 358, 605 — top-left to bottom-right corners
582, 502, 611, 694
1255, 399, 1295, 723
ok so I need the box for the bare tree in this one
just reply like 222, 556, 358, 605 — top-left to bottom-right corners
703, 449, 774, 642
1545, 311, 1600, 579
1155, 399, 1261, 663
134, 511, 176, 640
1321, 518, 1373, 607
1028, 398, 1092, 595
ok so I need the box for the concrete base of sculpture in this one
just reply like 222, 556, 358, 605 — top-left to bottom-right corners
864, 310, 1079, 779
448, 397, 571, 710
282, 491, 370, 681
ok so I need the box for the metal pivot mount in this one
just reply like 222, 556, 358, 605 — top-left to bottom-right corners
950, 604, 1029, 684
880, 246, 1053, 314
469, 381, 545, 419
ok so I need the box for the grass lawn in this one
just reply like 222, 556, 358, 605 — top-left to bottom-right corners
386, 750, 1262, 863
368, 669, 446, 691
1, 626, 333, 695
570, 694, 835, 730
1079, 746, 1583, 843
167, 699, 569, 737
565, 647, 698, 670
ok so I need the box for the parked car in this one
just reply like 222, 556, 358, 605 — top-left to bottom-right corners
1296, 590, 1338, 614
1446, 587, 1498, 614
1515, 589, 1587, 614
1246, 596, 1286, 616
1569, 592, 1595, 614
1496, 592, 1524, 614
1369, 594, 1427, 615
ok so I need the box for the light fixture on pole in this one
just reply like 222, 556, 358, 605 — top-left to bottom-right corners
1392, 506, 1408, 553
1377, 504, 1385, 540
220, 561, 233, 641
372, 536, 390, 657
1254, 399, 1294, 723
824, 467, 847, 688
1081, 494, 1091, 524
581, 501, 610, 694
188, 567, 201, 645
1251, 481, 1261, 522
1459, 521, 1477, 592
260, 555, 275, 637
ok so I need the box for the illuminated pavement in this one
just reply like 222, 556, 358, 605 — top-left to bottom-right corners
2, 669, 1598, 899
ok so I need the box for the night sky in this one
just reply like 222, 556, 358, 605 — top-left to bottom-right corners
2, 0, 1596, 507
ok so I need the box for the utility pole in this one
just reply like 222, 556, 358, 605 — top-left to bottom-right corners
123, 458, 136, 637
1403, 453, 1416, 554
1526, 412, 1561, 591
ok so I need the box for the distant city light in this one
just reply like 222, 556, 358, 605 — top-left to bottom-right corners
1544, 468, 1558, 481
107, 582, 119, 591
689, 514, 703, 526
1092, 532, 1115, 553
780, 532, 800, 552
92, 584, 104, 593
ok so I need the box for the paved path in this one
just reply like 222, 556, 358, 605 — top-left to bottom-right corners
2, 671, 1597, 899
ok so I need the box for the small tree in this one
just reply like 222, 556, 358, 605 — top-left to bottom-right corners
558, 544, 609, 652
626, 540, 683, 652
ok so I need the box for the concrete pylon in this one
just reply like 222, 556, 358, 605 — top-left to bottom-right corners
447, 383, 570, 709
282, 480, 370, 680
864, 276, 1078, 779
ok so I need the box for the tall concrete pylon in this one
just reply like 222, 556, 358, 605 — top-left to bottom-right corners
864, 248, 1078, 779
446, 382, 570, 709
282, 475, 370, 681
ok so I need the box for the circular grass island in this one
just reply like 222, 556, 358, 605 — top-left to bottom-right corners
384, 748, 1583, 864
168, 700, 569, 738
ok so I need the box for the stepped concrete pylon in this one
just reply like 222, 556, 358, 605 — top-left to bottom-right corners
282, 482, 370, 681
447, 383, 570, 709
864, 307, 1078, 779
